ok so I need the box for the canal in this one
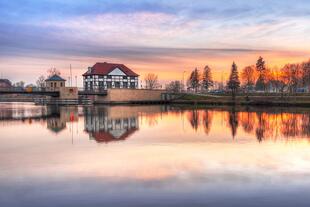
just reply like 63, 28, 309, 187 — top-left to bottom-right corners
1, 103, 310, 207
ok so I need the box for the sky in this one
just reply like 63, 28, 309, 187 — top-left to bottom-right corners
0, 0, 310, 86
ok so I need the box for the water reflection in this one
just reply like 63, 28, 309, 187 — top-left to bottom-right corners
46, 107, 79, 133
1, 103, 310, 206
232, 109, 310, 142
203, 110, 213, 135
1, 104, 310, 142
83, 106, 139, 143
228, 107, 239, 139
181, 106, 310, 142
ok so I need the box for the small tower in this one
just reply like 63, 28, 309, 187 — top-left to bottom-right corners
45, 75, 66, 91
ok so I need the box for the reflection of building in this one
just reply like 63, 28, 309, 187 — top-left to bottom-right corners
83, 62, 139, 90
47, 117, 66, 133
46, 106, 78, 133
84, 106, 139, 143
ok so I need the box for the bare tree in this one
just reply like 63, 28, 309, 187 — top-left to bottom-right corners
241, 65, 256, 92
47, 67, 61, 78
281, 63, 301, 93
302, 60, 310, 88
144, 73, 160, 89
36, 75, 45, 88
13, 81, 25, 88
166, 81, 182, 93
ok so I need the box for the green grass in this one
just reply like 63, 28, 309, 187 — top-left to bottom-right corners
175, 93, 310, 107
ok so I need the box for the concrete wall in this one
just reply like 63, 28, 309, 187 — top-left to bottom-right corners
94, 89, 166, 103
59, 87, 78, 99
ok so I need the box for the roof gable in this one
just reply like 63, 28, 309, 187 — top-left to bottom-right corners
108, 68, 126, 76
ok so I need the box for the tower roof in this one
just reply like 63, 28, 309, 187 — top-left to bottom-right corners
45, 74, 66, 81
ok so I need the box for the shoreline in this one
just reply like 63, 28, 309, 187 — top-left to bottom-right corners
1, 94, 310, 107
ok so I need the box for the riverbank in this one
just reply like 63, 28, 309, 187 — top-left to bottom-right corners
2, 93, 310, 107
172, 93, 310, 107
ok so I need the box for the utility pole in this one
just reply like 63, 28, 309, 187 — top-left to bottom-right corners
70, 64, 73, 87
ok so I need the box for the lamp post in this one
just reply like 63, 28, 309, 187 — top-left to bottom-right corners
182, 70, 186, 92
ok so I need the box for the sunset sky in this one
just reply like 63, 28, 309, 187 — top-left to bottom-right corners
0, 0, 310, 86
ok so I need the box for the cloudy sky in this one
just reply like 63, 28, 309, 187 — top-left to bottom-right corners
0, 0, 310, 85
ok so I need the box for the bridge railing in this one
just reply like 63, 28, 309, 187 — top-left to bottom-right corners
0, 87, 49, 92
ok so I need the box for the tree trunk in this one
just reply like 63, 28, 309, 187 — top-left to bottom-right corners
232, 90, 236, 102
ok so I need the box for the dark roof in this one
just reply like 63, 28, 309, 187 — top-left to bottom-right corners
0, 79, 12, 86
83, 62, 139, 77
45, 74, 66, 81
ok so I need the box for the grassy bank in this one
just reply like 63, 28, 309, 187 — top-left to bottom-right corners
172, 93, 310, 107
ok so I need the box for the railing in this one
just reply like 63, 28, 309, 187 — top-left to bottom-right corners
0, 87, 60, 97
0, 87, 48, 92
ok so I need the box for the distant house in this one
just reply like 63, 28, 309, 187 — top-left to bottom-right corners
83, 62, 139, 91
45, 75, 66, 91
0, 79, 12, 88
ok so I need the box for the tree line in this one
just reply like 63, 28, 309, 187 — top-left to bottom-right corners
186, 56, 310, 97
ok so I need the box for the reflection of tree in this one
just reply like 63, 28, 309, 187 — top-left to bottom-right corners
203, 110, 213, 135
240, 112, 255, 133
188, 109, 200, 131
255, 113, 277, 142
281, 114, 299, 138
144, 114, 158, 127
301, 114, 310, 137
236, 110, 310, 142
228, 108, 239, 138
255, 112, 265, 142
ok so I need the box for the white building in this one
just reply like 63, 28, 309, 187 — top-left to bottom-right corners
83, 62, 139, 91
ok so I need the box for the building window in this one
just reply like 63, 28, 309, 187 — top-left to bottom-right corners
107, 82, 112, 88
123, 82, 128, 88
130, 82, 135, 88
115, 82, 120, 88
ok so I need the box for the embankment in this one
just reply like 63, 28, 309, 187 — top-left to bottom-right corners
172, 93, 310, 107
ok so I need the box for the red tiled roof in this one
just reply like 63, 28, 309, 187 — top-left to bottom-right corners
83, 62, 139, 76
89, 128, 138, 143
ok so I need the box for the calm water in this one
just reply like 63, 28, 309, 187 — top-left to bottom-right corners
1, 103, 310, 207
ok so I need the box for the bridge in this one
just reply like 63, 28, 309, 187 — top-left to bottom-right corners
0, 87, 107, 97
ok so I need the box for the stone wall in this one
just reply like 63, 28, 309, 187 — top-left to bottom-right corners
95, 89, 166, 103
59, 87, 78, 99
